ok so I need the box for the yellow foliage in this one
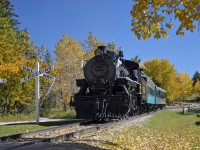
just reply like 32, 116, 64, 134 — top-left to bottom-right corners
143, 58, 177, 101
175, 72, 192, 100
194, 80, 200, 95
166, 23, 173, 29
0, 63, 19, 73
131, 0, 200, 39
143, 59, 193, 101
54, 34, 84, 101
0, 14, 38, 114
83, 32, 105, 60
60, 96, 71, 104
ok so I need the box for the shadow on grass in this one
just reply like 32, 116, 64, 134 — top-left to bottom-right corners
39, 119, 84, 126
195, 114, 200, 126
0, 140, 107, 150
176, 111, 193, 115
176, 111, 184, 115
176, 111, 200, 116
50, 142, 106, 150
195, 121, 200, 126
65, 139, 119, 149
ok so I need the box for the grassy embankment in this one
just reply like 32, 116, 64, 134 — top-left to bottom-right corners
41, 108, 76, 119
0, 124, 49, 137
0, 108, 76, 122
0, 113, 35, 122
94, 110, 200, 149
0, 108, 76, 137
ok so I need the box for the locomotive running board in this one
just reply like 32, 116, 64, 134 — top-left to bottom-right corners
116, 77, 138, 88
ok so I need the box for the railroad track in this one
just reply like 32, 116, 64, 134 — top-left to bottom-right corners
0, 111, 159, 150
0, 121, 86, 142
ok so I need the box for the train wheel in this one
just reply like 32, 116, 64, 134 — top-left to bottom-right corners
103, 118, 110, 122
134, 107, 139, 116
124, 113, 129, 119
129, 109, 134, 116
139, 108, 142, 115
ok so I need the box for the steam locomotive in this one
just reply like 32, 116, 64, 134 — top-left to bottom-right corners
71, 46, 166, 120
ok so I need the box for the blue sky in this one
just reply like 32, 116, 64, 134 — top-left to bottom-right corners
11, 0, 199, 77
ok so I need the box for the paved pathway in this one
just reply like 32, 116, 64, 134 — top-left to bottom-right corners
0, 117, 71, 126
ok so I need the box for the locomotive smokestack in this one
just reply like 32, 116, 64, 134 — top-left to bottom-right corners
94, 46, 107, 55
98, 46, 106, 53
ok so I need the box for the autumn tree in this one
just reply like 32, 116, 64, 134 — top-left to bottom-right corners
107, 42, 117, 51
194, 80, 200, 95
54, 34, 84, 111
131, 55, 141, 64
143, 58, 177, 101
175, 72, 193, 100
83, 32, 122, 60
83, 32, 105, 60
0, 0, 37, 115
131, 0, 200, 39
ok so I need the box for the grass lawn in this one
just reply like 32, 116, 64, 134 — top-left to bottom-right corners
95, 110, 200, 149
0, 108, 76, 137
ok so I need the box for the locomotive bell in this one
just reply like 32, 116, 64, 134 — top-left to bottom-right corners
119, 50, 124, 57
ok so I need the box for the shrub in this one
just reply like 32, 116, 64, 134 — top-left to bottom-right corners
41, 107, 76, 119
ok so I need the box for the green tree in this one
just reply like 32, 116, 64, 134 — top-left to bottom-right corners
192, 71, 200, 86
131, 0, 200, 39
0, 0, 19, 29
43, 49, 53, 65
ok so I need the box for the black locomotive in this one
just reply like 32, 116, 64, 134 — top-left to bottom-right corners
71, 46, 166, 120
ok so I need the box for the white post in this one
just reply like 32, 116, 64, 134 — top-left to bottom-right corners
36, 62, 40, 124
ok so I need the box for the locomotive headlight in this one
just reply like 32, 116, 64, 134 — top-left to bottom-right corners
94, 48, 103, 55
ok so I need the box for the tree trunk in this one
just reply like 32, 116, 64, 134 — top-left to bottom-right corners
63, 102, 66, 112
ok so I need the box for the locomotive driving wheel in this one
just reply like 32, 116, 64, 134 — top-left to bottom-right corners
129, 96, 137, 116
